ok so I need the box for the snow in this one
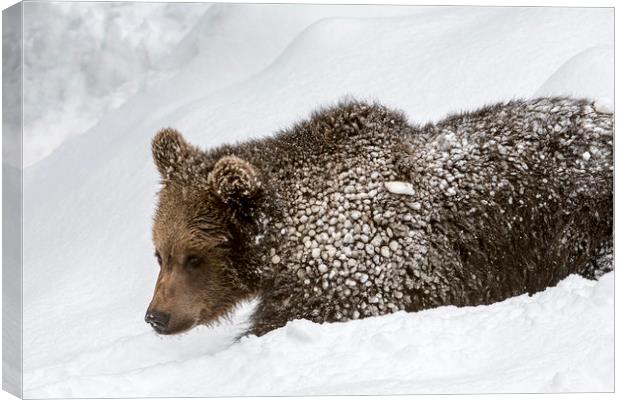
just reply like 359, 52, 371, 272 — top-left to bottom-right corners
24, 273, 615, 397
22, 2, 210, 167
18, 3, 613, 397
535, 46, 614, 113
384, 181, 416, 196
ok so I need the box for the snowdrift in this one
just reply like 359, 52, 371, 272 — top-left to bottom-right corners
20, 4, 613, 396
26, 273, 614, 396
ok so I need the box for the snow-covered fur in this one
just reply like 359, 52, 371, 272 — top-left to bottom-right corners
150, 97, 613, 336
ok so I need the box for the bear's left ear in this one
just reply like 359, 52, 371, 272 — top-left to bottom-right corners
208, 155, 261, 204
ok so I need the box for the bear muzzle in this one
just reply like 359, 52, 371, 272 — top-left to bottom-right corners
145, 309, 171, 334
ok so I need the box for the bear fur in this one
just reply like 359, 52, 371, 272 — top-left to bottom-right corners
148, 97, 613, 336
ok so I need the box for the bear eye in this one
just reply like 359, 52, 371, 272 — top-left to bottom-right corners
155, 251, 162, 266
185, 255, 202, 270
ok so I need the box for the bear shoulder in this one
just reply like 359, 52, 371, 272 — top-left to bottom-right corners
274, 100, 410, 148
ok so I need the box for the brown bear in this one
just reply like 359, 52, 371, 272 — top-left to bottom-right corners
145, 97, 613, 336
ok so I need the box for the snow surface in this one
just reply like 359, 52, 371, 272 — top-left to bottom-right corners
19, 3, 613, 397
24, 273, 615, 397
22, 2, 209, 166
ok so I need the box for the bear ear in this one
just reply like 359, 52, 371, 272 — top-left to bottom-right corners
208, 155, 261, 204
152, 128, 202, 182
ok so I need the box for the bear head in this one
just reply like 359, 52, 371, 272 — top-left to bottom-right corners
145, 128, 262, 335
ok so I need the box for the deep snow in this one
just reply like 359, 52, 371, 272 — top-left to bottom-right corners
18, 3, 613, 397
25, 273, 615, 396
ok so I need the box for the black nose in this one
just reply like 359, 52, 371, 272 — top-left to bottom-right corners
145, 310, 170, 333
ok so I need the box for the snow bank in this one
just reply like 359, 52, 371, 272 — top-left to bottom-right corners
535, 46, 614, 112
20, 4, 613, 397
24, 273, 614, 397
22, 2, 209, 166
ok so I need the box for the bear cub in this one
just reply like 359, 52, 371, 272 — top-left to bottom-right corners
145, 98, 613, 336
